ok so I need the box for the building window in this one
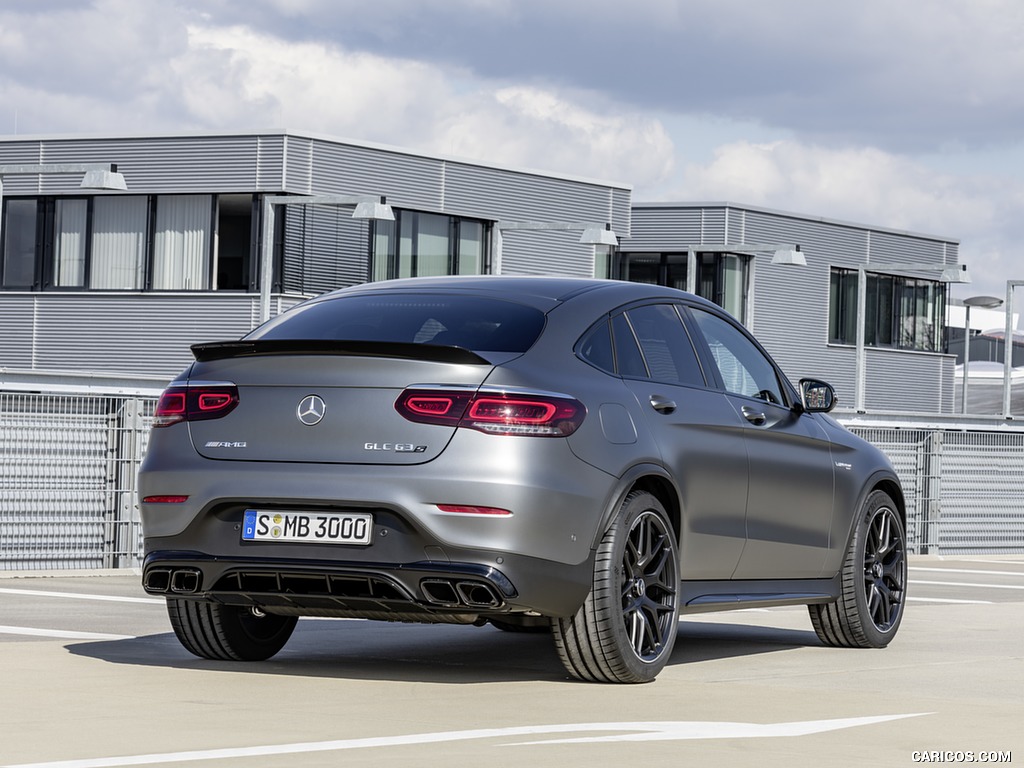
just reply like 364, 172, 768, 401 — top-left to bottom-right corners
90, 195, 148, 290
152, 195, 213, 290
372, 210, 487, 280
1, 198, 39, 288
53, 198, 89, 288
618, 252, 750, 322
829, 267, 947, 352
215, 194, 255, 291
1, 193, 227, 292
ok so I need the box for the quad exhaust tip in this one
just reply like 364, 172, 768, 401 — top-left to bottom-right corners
144, 567, 202, 595
421, 578, 502, 609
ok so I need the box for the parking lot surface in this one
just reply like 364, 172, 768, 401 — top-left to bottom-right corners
0, 556, 1021, 768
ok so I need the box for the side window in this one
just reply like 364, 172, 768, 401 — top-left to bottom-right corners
689, 308, 785, 404
623, 304, 706, 387
577, 319, 615, 373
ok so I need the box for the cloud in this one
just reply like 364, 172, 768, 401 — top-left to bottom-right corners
0, 0, 1018, 305
177, 24, 673, 185
0, 0, 195, 133
434, 86, 673, 184
665, 139, 1021, 298
175, 24, 450, 132
187, 0, 1024, 153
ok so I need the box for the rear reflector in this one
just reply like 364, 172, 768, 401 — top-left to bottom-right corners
142, 495, 189, 504
436, 504, 512, 516
154, 384, 239, 427
396, 388, 585, 437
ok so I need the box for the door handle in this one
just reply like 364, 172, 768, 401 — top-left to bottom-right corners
741, 405, 767, 426
649, 395, 677, 414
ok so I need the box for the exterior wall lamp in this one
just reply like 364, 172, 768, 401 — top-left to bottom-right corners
258, 194, 394, 323
492, 220, 619, 276
0, 162, 128, 254
679, 243, 804, 329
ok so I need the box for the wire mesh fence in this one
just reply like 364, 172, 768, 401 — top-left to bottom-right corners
1, 387, 1023, 571
1, 392, 152, 570
845, 423, 1024, 555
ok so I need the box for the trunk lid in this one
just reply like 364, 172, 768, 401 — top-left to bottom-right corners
185, 343, 495, 465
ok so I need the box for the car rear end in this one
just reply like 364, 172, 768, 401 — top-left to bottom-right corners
138, 285, 611, 623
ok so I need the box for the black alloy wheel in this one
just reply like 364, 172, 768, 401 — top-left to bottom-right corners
809, 489, 907, 648
553, 490, 680, 683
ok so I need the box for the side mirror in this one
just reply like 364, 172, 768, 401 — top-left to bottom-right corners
799, 378, 837, 413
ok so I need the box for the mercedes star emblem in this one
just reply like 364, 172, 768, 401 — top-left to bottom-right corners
296, 394, 326, 426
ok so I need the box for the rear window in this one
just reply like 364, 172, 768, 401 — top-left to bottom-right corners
249, 294, 545, 353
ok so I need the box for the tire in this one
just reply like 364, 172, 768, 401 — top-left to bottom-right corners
552, 490, 680, 683
809, 489, 907, 648
167, 598, 297, 661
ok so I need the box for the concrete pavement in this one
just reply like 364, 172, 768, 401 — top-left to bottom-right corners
0, 556, 1020, 768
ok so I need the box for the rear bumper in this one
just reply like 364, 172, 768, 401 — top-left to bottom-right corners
140, 422, 615, 617
142, 548, 595, 618
141, 424, 613, 564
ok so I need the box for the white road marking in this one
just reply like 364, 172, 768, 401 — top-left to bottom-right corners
913, 580, 1024, 591
0, 588, 163, 605
941, 558, 1024, 567
0, 625, 134, 641
907, 597, 993, 604
0, 714, 930, 768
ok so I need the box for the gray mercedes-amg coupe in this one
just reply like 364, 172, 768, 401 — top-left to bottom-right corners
139, 276, 907, 683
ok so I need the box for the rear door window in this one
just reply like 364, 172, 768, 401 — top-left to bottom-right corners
623, 304, 706, 387
577, 304, 707, 387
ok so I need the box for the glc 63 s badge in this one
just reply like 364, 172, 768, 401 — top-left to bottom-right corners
364, 442, 428, 453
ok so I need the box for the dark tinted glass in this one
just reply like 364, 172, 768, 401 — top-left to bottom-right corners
250, 293, 545, 353
2, 199, 37, 288
577, 319, 615, 372
625, 304, 705, 387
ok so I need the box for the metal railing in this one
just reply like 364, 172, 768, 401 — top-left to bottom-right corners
1, 391, 153, 570
841, 417, 1024, 555
2, 388, 1023, 571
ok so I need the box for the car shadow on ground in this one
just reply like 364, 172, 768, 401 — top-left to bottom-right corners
66, 616, 823, 684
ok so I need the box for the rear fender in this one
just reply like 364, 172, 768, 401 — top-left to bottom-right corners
593, 463, 681, 548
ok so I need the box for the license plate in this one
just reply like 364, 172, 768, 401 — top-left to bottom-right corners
242, 509, 373, 545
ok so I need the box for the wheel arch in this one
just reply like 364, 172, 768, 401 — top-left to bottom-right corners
596, 463, 682, 547
839, 469, 908, 552
873, 475, 906, 525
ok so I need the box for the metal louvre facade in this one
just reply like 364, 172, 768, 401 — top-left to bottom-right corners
0, 293, 297, 376
281, 205, 370, 294
1, 130, 631, 379
624, 203, 961, 413
1, 385, 1021, 571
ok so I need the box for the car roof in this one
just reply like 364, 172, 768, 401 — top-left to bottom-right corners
313, 275, 714, 313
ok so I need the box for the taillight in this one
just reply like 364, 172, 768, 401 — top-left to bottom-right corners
153, 384, 239, 427
395, 388, 585, 437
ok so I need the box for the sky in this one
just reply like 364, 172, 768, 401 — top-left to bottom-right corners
1, 0, 1021, 321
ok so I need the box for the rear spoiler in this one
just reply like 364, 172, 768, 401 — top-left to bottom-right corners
191, 339, 491, 365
